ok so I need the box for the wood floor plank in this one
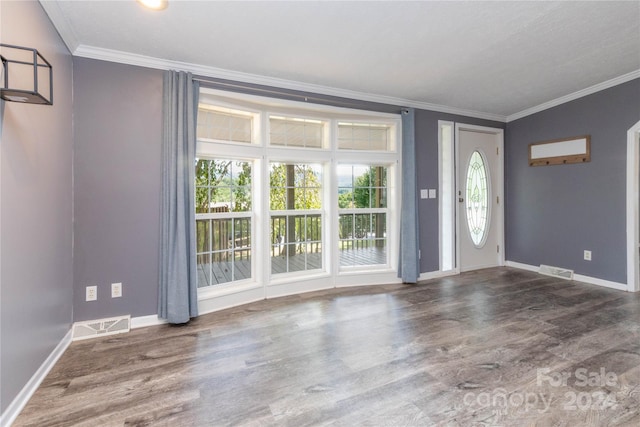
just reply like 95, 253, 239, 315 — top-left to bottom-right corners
12, 267, 640, 426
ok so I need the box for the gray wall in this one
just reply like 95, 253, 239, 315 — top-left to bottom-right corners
73, 58, 163, 321
195, 78, 506, 273
505, 78, 640, 284
69, 59, 636, 324
414, 110, 505, 272
70, 59, 506, 323
0, 0, 74, 414
0, 4, 634, 417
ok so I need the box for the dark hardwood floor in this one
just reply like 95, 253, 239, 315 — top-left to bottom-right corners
14, 267, 640, 426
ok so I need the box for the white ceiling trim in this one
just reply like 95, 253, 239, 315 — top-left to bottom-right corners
39, 0, 79, 53
71, 44, 638, 124
72, 44, 507, 123
41, 1, 639, 123
507, 69, 640, 123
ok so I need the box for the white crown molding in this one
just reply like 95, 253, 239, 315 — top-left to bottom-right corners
73, 44, 507, 122
38, 0, 79, 53
507, 69, 640, 122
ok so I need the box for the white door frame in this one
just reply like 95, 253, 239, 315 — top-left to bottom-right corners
626, 119, 640, 292
455, 123, 505, 271
438, 120, 456, 273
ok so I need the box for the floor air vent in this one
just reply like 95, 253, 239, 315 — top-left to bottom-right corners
539, 264, 574, 280
73, 315, 130, 341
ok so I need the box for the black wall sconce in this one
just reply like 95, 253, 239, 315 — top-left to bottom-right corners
0, 44, 53, 105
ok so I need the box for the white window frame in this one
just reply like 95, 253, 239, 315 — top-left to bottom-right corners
267, 161, 326, 278
196, 88, 401, 310
267, 114, 330, 150
197, 102, 261, 147
337, 120, 398, 152
194, 156, 259, 301
336, 163, 394, 272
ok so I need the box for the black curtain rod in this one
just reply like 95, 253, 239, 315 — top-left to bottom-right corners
193, 76, 404, 115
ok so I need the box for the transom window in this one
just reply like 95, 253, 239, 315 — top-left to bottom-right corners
338, 122, 392, 151
197, 106, 255, 144
269, 116, 326, 148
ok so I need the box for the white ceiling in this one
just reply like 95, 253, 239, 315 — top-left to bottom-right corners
40, 0, 640, 120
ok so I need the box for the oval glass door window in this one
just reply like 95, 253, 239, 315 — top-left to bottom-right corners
465, 150, 490, 247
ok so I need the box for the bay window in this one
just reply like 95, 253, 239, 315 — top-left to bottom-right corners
196, 88, 400, 298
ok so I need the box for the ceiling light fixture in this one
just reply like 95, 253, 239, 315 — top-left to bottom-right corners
137, 0, 168, 11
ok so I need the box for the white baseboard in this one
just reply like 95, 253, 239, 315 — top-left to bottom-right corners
573, 273, 628, 291
418, 269, 459, 282
130, 314, 168, 329
504, 261, 539, 272
0, 329, 72, 427
0, 314, 167, 426
198, 286, 265, 317
335, 270, 401, 288
505, 260, 629, 291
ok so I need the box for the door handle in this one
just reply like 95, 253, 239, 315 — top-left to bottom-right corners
459, 197, 464, 202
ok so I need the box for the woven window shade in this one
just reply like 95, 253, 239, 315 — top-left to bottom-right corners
197, 109, 252, 143
338, 123, 390, 151
269, 116, 324, 148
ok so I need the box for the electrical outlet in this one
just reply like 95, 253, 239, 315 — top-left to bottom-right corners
584, 250, 592, 261
111, 282, 122, 298
86, 286, 97, 301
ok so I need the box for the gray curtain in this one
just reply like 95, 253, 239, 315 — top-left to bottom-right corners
158, 70, 200, 324
398, 108, 420, 283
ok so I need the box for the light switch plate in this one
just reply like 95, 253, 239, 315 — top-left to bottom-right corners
429, 189, 437, 199
420, 189, 429, 199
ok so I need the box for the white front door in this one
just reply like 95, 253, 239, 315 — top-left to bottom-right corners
456, 125, 504, 272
